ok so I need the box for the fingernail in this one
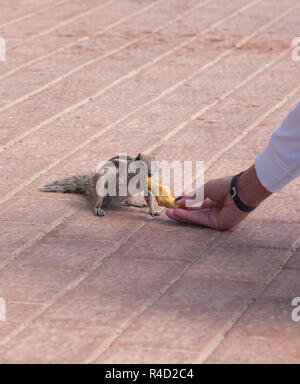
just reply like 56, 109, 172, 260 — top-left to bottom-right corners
175, 196, 184, 201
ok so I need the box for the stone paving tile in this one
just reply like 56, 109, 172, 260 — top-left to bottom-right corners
3, 131, 85, 161
0, 177, 29, 198
184, 246, 288, 282
0, 323, 117, 364
0, 153, 50, 180
0, 301, 42, 343
1, 0, 105, 43
35, 258, 186, 328
284, 247, 300, 270
94, 346, 199, 364
113, 277, 259, 352
47, 205, 151, 242
212, 219, 299, 250
0, 253, 12, 267
0, 221, 45, 253
0, 262, 81, 303
111, 212, 217, 262
51, 145, 122, 174
207, 270, 300, 363
16, 236, 118, 272
0, 0, 55, 25
251, 196, 300, 224
0, 197, 82, 224
223, 95, 300, 162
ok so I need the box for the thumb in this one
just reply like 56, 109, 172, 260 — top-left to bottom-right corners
203, 177, 231, 204
175, 177, 231, 208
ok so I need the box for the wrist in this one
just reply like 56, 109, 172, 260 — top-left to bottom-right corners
237, 165, 272, 207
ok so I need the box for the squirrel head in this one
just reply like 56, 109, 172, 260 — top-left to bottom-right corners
134, 153, 157, 177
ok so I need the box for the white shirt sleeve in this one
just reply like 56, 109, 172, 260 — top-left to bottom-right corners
255, 101, 300, 192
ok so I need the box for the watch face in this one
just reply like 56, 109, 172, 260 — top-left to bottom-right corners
231, 186, 237, 198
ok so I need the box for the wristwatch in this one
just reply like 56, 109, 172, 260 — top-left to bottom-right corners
230, 172, 257, 212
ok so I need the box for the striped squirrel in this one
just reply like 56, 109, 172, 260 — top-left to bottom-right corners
40, 153, 160, 217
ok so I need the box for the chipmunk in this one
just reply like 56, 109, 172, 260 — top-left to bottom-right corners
40, 153, 160, 217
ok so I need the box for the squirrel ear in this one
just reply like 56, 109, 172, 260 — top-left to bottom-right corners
135, 153, 142, 160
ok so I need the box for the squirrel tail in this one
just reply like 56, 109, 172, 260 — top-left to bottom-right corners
40, 173, 95, 195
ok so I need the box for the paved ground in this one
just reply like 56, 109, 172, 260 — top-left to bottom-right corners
0, 0, 299, 364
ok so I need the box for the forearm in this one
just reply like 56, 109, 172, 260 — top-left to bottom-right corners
255, 101, 300, 192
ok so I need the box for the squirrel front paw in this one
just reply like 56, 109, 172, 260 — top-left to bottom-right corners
149, 209, 160, 217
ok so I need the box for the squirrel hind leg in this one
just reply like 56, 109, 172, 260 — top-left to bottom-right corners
94, 207, 105, 216
93, 196, 106, 217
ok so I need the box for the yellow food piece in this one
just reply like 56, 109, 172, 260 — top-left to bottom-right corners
146, 177, 180, 208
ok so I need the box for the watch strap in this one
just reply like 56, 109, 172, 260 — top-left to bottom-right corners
230, 172, 257, 213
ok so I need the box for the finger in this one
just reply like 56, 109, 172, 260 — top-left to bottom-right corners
165, 208, 198, 225
200, 198, 222, 209
175, 192, 196, 207
176, 181, 220, 208
177, 198, 221, 211
167, 207, 214, 227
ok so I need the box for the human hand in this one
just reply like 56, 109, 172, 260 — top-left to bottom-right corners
166, 165, 272, 230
